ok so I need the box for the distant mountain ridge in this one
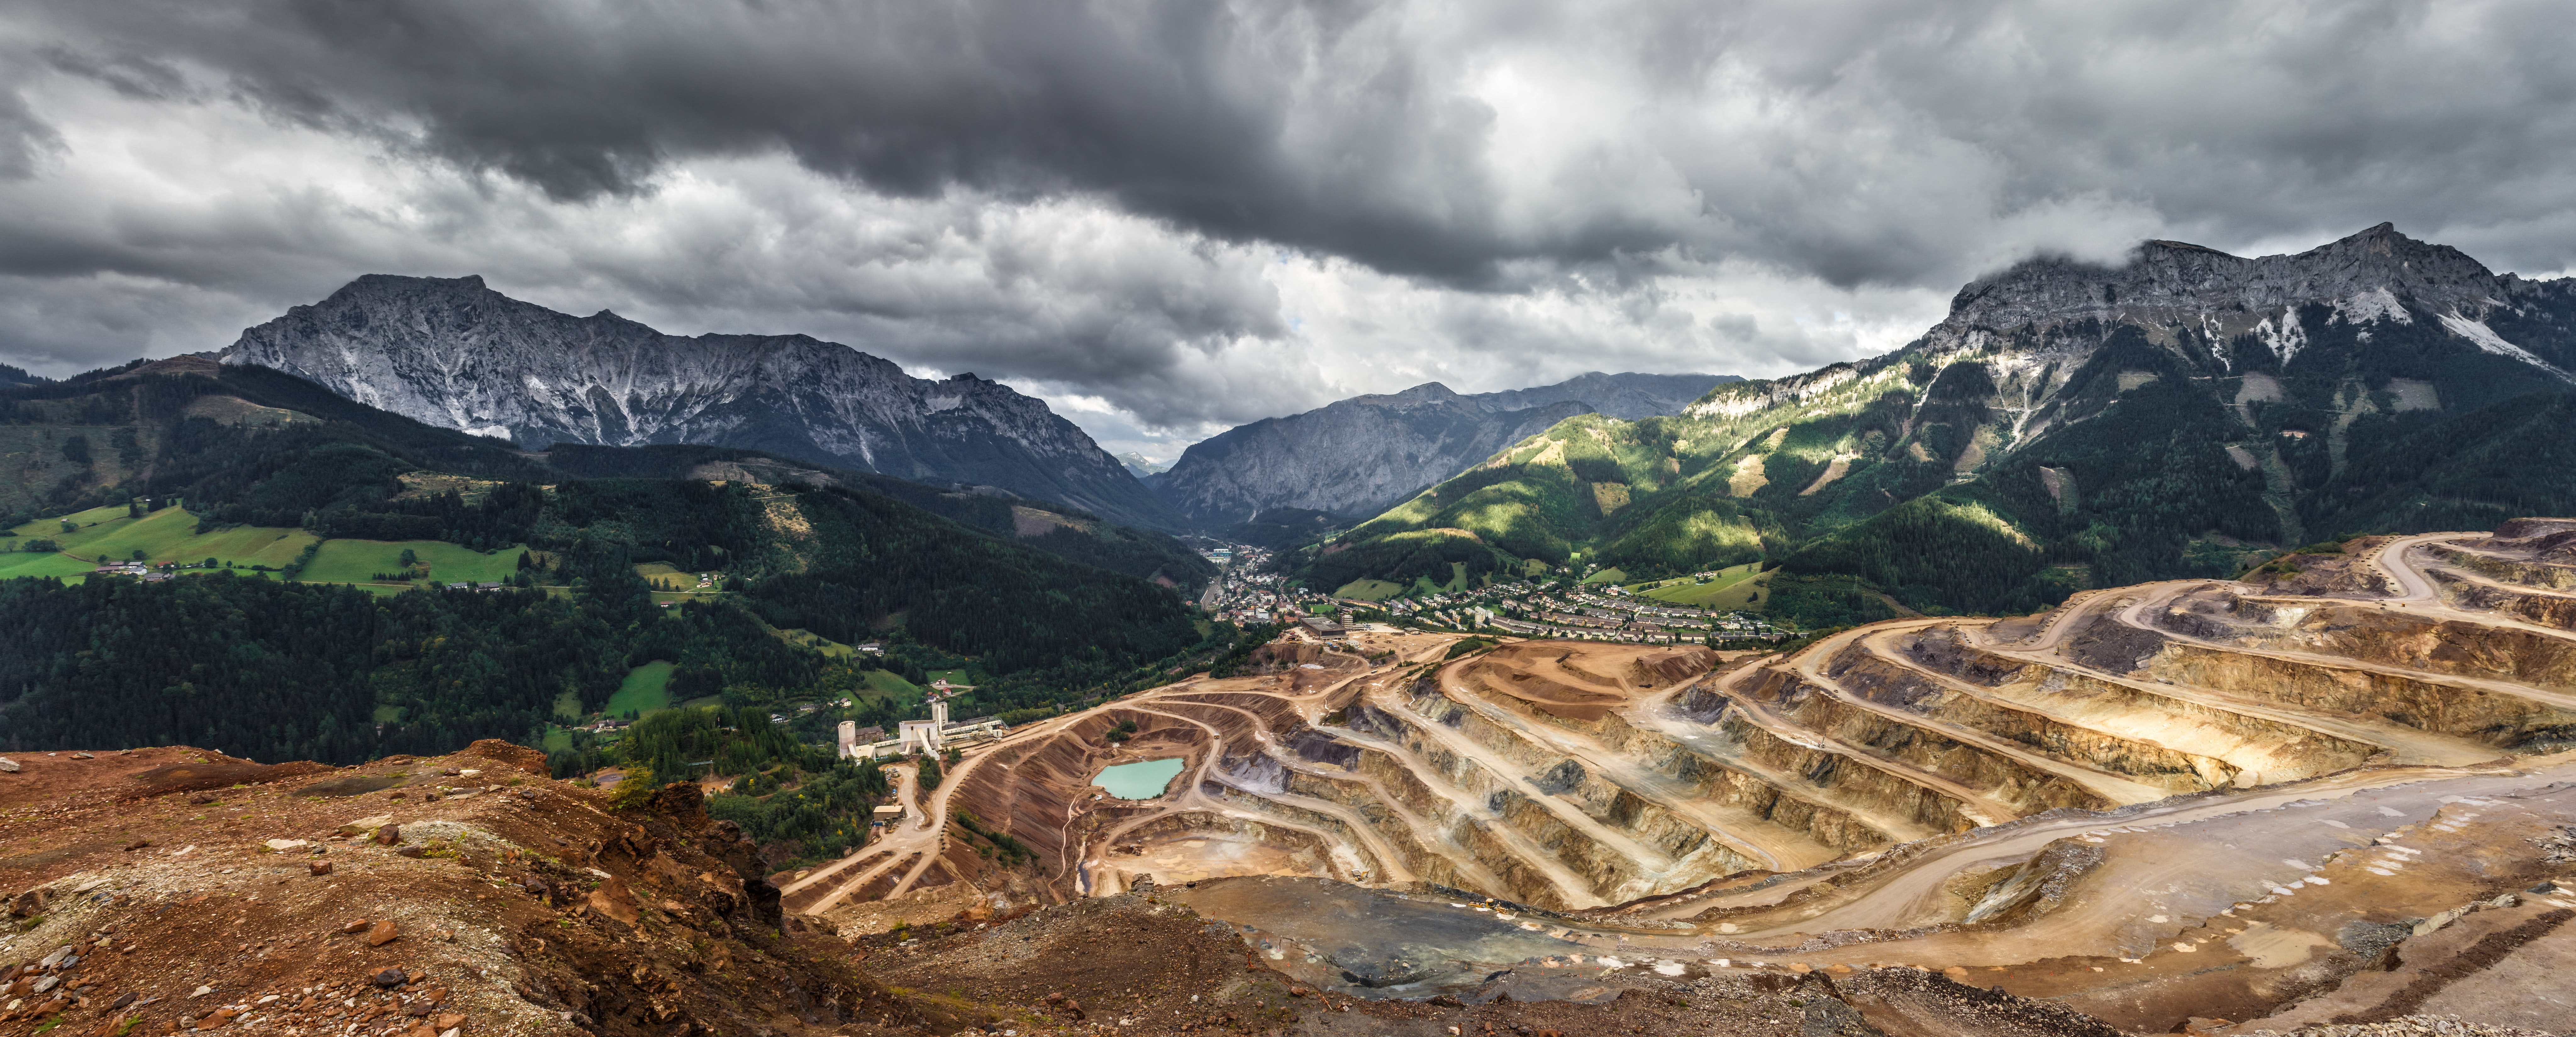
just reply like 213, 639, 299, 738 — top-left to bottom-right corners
1918, 222, 2574, 376
1115, 452, 1170, 480
1317, 224, 2576, 620
1153, 372, 1736, 527
218, 275, 1180, 529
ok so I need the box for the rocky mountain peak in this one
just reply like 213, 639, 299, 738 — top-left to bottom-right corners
219, 274, 1180, 529
1939, 223, 2512, 340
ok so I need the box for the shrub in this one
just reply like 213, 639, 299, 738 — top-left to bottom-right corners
607, 767, 660, 811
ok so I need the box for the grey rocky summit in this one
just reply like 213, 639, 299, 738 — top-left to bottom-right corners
219, 274, 1178, 528
1926, 222, 2576, 376
1155, 372, 1736, 527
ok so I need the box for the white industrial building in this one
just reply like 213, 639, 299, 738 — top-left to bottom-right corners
837, 698, 1007, 760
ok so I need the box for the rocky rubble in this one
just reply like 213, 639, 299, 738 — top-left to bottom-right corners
0, 740, 917, 1037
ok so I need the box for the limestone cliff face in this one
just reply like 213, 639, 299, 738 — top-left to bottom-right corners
1156, 373, 1735, 527
219, 274, 1179, 528
1933, 223, 2529, 350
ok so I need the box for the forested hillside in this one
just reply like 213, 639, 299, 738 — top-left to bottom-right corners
0, 357, 1242, 764
1306, 226, 2576, 624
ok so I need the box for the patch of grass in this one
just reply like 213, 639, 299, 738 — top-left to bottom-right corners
1579, 566, 1629, 586
552, 690, 584, 721
636, 561, 714, 594
781, 628, 854, 658
540, 726, 575, 753
606, 660, 676, 718
1641, 562, 1764, 605
1707, 569, 1777, 612
370, 704, 403, 724
926, 669, 973, 688
298, 538, 524, 586
859, 669, 921, 699
0, 548, 102, 581
1331, 578, 1405, 601
1, 507, 317, 581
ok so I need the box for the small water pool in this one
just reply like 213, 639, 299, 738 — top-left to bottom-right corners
1095, 758, 1186, 800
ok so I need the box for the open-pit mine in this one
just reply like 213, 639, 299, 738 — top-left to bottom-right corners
798, 520, 2576, 1034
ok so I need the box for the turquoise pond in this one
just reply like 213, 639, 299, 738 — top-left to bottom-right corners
1095, 758, 1186, 799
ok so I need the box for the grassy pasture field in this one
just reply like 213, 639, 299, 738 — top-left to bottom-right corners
859, 668, 921, 700
606, 661, 676, 718
299, 539, 524, 585
781, 627, 855, 658
1646, 567, 1774, 610
1331, 578, 1405, 601
1639, 562, 1764, 605
2, 505, 317, 582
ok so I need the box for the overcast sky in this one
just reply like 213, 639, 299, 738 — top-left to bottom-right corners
5, 1, 2574, 459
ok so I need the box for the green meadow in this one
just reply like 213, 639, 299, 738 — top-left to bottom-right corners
605, 660, 676, 718
299, 539, 525, 585
860, 668, 921, 700
1330, 578, 1405, 601
2, 505, 317, 581
1638, 562, 1764, 605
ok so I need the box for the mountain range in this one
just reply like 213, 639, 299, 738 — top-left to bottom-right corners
208, 274, 1736, 537
218, 275, 1184, 529
1150, 372, 1735, 527
1313, 223, 2576, 618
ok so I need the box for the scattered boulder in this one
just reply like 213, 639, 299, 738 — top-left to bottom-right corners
585, 875, 641, 926
364, 921, 401, 947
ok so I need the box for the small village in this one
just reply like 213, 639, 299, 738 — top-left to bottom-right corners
1195, 543, 1329, 627
1362, 577, 1786, 644
1195, 537, 1791, 646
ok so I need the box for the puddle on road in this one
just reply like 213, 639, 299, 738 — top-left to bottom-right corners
1095, 758, 1186, 799
1168, 875, 1677, 1003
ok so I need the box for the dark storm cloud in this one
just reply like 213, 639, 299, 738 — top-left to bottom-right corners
6, 0, 2576, 443
25, 0, 2576, 288
20, 0, 1523, 281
